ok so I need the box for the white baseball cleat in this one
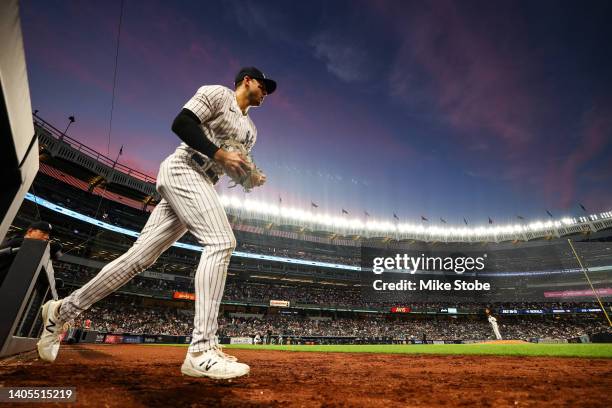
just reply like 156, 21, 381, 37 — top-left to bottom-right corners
181, 346, 250, 379
36, 299, 69, 362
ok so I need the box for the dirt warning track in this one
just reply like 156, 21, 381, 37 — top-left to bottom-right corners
0, 344, 610, 407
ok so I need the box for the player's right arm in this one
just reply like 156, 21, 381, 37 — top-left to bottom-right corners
171, 108, 220, 159
171, 86, 248, 176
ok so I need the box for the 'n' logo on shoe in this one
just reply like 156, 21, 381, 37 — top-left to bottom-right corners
200, 359, 218, 371
45, 319, 56, 333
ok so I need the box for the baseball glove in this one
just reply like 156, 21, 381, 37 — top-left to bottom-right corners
219, 139, 265, 193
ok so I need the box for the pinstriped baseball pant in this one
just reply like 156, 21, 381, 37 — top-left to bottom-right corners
58, 150, 236, 353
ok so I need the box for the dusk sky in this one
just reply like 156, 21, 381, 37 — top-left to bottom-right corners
19, 0, 612, 226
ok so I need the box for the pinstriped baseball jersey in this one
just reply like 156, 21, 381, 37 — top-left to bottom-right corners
178, 85, 257, 177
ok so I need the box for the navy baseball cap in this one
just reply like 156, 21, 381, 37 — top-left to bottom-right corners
235, 67, 277, 94
28, 221, 52, 234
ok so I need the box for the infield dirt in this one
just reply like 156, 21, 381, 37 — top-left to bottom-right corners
0, 344, 610, 407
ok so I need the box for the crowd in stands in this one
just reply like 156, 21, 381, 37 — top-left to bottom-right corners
497, 318, 605, 340
219, 315, 608, 341
69, 296, 610, 341
54, 263, 610, 315
55, 263, 193, 295
217, 315, 489, 340
72, 299, 192, 336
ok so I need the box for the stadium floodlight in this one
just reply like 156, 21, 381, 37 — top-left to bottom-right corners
318, 213, 332, 225
354, 219, 365, 229
368, 221, 383, 231
279, 206, 293, 219
242, 198, 256, 211
370, 221, 383, 232
330, 216, 343, 228
429, 226, 443, 235
270, 204, 281, 216
207, 193, 612, 240
297, 209, 313, 223
254, 200, 265, 213
344, 217, 357, 229
258, 200, 274, 214
398, 223, 416, 234
288, 207, 308, 221
369, 220, 392, 232
253, 199, 265, 212
529, 221, 542, 231
294, 208, 308, 222
337, 216, 349, 228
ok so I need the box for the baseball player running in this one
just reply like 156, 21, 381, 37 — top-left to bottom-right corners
37, 67, 276, 380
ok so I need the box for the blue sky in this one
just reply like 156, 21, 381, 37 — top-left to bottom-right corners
20, 0, 612, 225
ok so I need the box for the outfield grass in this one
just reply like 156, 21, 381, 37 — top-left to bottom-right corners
214, 343, 612, 358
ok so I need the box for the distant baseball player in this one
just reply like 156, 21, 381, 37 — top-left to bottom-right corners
487, 314, 502, 340
37, 67, 276, 379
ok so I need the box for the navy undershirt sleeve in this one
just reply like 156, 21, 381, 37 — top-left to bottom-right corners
171, 108, 220, 159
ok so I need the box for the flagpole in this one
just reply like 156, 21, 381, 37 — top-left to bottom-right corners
60, 115, 75, 141
112, 145, 123, 170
